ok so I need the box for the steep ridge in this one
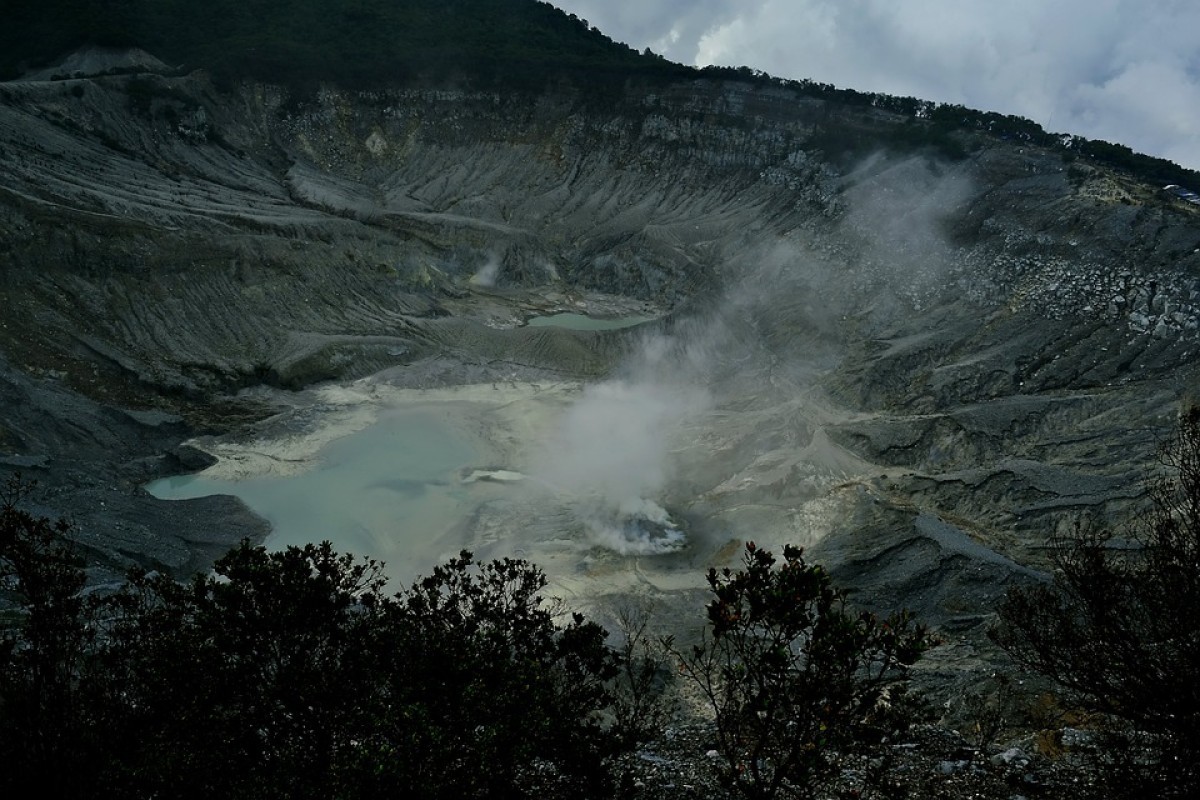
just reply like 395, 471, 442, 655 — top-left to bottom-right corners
1, 63, 1198, 635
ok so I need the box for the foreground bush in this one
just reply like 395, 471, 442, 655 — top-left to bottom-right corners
673, 542, 930, 800
993, 409, 1200, 798
0, 491, 638, 799
0, 478, 94, 798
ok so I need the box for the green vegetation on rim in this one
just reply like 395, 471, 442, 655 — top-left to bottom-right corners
0, 0, 686, 88
6, 0, 1197, 187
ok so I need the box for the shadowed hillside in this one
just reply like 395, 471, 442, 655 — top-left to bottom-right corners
1, 0, 685, 88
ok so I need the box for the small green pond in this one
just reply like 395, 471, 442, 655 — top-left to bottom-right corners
525, 313, 650, 331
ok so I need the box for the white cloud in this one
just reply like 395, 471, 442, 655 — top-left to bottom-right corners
550, 0, 1200, 171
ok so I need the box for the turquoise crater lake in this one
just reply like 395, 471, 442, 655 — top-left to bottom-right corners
146, 408, 480, 581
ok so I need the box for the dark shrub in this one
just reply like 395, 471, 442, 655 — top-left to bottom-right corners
994, 408, 1200, 798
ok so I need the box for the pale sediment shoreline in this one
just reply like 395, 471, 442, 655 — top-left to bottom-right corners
188, 379, 581, 481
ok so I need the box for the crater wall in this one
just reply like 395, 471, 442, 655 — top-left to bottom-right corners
0, 70, 1197, 628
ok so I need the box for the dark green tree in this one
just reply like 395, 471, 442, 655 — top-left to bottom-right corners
90, 544, 637, 799
673, 542, 930, 800
0, 522, 651, 799
92, 541, 391, 799
993, 408, 1200, 798
0, 477, 95, 799
368, 552, 626, 799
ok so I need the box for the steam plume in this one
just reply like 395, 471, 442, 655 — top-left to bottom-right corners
535, 331, 710, 554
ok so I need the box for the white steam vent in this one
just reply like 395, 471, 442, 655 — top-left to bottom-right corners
591, 497, 686, 555
535, 374, 707, 555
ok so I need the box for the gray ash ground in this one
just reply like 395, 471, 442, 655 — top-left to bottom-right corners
617, 723, 1102, 799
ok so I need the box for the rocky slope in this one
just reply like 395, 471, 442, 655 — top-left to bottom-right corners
1, 59, 1198, 642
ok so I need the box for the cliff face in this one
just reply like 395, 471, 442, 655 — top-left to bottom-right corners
1, 65, 1199, 620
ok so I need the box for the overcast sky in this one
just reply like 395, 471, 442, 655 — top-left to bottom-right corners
549, 0, 1200, 172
